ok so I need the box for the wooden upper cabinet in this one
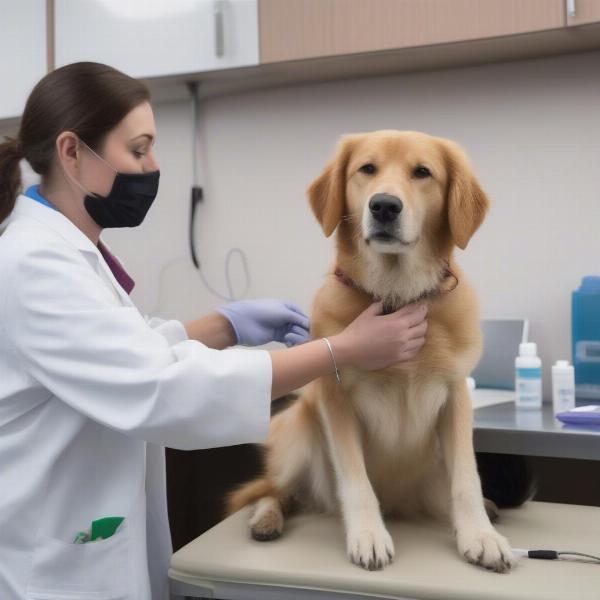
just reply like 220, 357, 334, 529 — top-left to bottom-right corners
566, 0, 600, 25
259, 0, 566, 63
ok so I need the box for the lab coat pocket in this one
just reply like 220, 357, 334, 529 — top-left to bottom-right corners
26, 519, 129, 600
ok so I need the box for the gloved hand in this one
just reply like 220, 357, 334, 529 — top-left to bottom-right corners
216, 298, 310, 347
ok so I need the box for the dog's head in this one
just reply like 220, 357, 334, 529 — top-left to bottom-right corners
307, 130, 489, 254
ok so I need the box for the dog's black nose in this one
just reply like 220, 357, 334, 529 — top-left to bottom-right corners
369, 194, 403, 224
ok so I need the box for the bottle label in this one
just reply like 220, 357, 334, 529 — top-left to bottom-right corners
555, 387, 575, 412
516, 367, 542, 407
516, 367, 541, 379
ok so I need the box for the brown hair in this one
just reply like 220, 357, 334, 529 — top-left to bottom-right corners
0, 62, 151, 223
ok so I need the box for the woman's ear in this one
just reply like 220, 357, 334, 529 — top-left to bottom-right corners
441, 139, 490, 250
55, 131, 82, 178
306, 134, 359, 237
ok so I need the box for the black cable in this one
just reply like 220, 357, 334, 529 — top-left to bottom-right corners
527, 550, 559, 560
185, 81, 251, 301
524, 549, 600, 563
189, 185, 203, 269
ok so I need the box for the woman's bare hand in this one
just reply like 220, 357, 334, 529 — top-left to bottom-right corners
331, 301, 428, 370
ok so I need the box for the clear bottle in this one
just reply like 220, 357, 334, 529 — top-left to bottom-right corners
551, 360, 575, 415
515, 342, 542, 410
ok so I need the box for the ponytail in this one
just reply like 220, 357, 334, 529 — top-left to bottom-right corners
0, 62, 150, 226
0, 136, 23, 224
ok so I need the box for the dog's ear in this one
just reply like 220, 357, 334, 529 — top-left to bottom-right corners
307, 135, 359, 237
441, 140, 490, 250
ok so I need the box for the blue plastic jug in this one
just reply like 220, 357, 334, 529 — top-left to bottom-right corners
572, 276, 600, 405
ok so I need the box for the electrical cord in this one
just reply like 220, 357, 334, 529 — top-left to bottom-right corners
188, 179, 250, 301
186, 80, 251, 302
512, 548, 600, 563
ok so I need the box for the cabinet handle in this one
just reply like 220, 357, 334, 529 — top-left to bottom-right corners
566, 0, 576, 17
214, 0, 226, 58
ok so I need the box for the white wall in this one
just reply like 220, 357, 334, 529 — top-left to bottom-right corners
5, 50, 600, 397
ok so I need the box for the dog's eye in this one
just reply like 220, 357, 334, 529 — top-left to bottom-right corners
359, 163, 376, 175
413, 165, 431, 179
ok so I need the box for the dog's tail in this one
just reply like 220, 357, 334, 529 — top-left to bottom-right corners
226, 478, 275, 516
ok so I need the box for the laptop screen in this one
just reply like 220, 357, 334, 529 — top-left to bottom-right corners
471, 319, 528, 390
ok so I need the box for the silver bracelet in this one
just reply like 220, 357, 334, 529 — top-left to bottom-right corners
323, 337, 341, 383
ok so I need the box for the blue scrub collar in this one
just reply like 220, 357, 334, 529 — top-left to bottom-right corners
24, 184, 57, 210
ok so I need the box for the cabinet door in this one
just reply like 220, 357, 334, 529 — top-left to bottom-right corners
55, 0, 258, 78
259, 0, 566, 63
0, 0, 48, 120
566, 0, 600, 25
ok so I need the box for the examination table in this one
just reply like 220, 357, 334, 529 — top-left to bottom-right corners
169, 500, 600, 600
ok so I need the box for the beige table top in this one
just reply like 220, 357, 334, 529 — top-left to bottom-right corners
170, 501, 600, 600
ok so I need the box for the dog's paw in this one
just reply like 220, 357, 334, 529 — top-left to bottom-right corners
347, 523, 395, 571
249, 500, 283, 541
457, 527, 516, 573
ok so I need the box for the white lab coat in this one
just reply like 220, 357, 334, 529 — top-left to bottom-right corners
0, 195, 272, 600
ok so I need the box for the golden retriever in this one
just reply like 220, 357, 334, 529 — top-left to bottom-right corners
227, 130, 515, 573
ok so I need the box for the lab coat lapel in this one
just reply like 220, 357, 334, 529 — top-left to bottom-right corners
12, 195, 134, 307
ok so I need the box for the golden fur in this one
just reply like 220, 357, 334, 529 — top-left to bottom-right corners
228, 130, 515, 573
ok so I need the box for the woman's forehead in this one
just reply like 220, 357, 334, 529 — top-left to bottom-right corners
113, 102, 156, 142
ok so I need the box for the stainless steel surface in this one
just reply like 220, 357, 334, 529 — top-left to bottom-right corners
474, 402, 600, 460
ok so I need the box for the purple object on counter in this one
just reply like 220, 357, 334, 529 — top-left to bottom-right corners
556, 405, 600, 425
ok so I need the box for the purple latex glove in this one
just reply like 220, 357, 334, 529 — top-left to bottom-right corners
216, 299, 310, 347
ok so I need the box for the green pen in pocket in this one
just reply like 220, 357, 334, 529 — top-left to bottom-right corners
73, 516, 124, 543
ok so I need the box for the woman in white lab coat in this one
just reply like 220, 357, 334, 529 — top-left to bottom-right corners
0, 62, 428, 600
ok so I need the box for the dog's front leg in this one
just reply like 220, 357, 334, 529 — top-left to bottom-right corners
319, 380, 394, 570
437, 379, 516, 573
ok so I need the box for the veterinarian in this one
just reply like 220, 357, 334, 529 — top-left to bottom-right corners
0, 63, 429, 600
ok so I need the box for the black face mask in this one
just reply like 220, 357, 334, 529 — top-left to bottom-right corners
71, 139, 160, 229
83, 170, 160, 228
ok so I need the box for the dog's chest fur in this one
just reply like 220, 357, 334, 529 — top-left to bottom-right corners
340, 375, 449, 512
351, 374, 448, 456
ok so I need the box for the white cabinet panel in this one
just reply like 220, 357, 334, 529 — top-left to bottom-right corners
54, 0, 258, 78
0, 0, 47, 120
